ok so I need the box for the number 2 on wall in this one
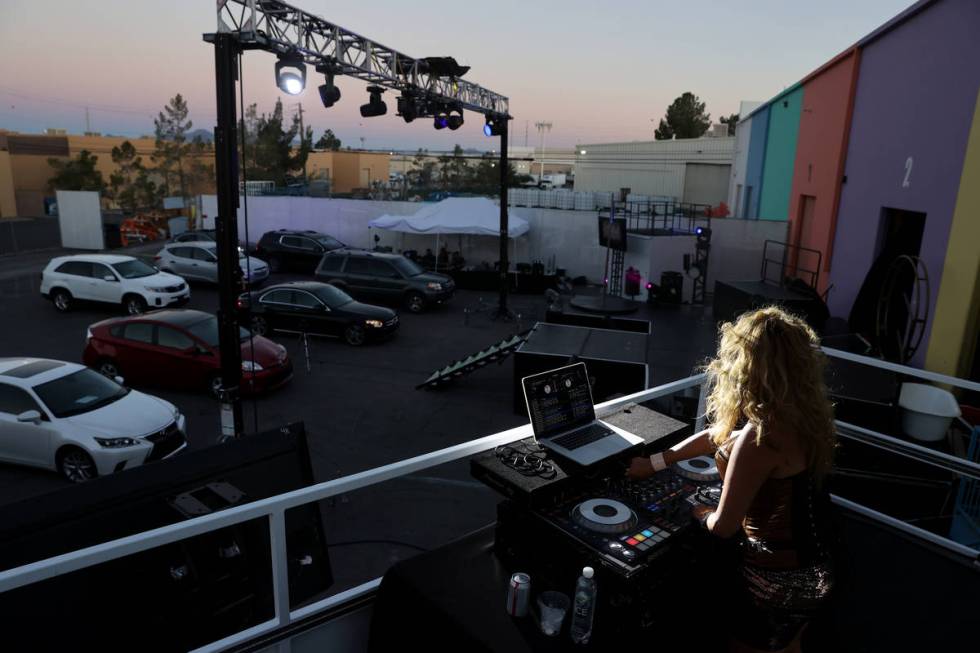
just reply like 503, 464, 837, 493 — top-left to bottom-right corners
903, 156, 913, 188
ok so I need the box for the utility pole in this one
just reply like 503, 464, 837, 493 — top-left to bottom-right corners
524, 120, 528, 147
84, 107, 91, 134
534, 121, 552, 182
295, 102, 307, 180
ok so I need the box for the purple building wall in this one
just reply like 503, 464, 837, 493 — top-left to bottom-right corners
828, 0, 980, 366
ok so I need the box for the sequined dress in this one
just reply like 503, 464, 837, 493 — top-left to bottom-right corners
715, 442, 836, 651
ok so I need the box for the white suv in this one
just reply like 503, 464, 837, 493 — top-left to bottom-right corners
0, 358, 187, 482
41, 254, 190, 315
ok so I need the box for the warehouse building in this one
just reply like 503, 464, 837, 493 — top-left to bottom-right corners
726, 0, 980, 378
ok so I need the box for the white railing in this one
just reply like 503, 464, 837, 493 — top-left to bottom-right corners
0, 348, 976, 651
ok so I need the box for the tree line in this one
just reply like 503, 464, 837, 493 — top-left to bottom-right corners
47, 94, 347, 212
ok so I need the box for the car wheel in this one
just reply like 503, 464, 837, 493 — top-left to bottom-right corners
208, 374, 224, 399
251, 315, 269, 336
268, 256, 282, 273
97, 359, 120, 379
344, 323, 366, 346
58, 447, 98, 483
52, 289, 73, 312
405, 291, 426, 314
124, 294, 148, 315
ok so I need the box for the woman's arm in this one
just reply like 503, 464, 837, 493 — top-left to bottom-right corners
626, 429, 714, 479
703, 432, 775, 538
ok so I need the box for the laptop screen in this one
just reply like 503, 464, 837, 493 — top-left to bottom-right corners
523, 362, 596, 438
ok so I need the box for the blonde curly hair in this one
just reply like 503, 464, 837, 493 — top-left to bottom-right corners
704, 306, 836, 476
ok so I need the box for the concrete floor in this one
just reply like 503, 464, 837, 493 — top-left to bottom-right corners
0, 247, 720, 593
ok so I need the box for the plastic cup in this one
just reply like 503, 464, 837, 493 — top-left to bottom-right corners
536, 591, 570, 636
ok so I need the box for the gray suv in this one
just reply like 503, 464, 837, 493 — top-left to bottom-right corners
315, 249, 455, 313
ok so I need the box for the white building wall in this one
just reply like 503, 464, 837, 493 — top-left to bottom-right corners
574, 137, 735, 199
201, 195, 786, 289
728, 116, 753, 217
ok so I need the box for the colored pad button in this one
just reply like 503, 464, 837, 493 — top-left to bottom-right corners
641, 530, 653, 537
634, 534, 647, 542
626, 538, 638, 546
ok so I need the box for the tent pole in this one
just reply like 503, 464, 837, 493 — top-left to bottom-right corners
435, 232, 440, 272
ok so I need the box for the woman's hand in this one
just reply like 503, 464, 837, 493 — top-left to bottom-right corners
626, 456, 654, 480
691, 503, 714, 526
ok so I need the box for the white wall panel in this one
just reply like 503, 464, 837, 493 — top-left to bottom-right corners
56, 190, 103, 250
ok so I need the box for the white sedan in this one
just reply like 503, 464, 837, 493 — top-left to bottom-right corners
0, 358, 187, 482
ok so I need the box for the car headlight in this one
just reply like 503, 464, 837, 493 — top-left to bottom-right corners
242, 360, 263, 372
365, 319, 384, 328
145, 285, 170, 292
95, 437, 140, 448
426, 282, 443, 291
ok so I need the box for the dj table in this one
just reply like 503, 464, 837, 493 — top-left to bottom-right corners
370, 406, 731, 649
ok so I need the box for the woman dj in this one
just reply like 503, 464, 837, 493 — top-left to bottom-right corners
627, 306, 837, 653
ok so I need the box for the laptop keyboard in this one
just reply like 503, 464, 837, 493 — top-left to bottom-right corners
553, 423, 610, 450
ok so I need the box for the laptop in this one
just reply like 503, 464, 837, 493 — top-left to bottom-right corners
522, 362, 643, 466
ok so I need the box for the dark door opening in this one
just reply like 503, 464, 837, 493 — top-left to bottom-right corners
848, 207, 927, 361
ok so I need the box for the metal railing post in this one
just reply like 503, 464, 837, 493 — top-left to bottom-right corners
269, 510, 291, 627
695, 379, 708, 432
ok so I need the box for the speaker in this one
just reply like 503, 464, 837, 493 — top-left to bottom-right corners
0, 423, 332, 652
660, 271, 683, 304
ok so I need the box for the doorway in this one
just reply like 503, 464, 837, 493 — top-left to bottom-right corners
849, 207, 927, 360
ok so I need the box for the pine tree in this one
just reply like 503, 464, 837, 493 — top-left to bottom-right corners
654, 92, 711, 140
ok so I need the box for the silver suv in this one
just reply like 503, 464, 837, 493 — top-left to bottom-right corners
155, 241, 269, 287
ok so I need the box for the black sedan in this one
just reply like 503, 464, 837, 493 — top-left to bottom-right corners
237, 281, 398, 346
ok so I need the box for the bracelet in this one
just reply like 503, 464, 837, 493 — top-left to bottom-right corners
649, 452, 667, 472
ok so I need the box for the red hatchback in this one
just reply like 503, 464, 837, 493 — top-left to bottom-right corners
83, 309, 292, 397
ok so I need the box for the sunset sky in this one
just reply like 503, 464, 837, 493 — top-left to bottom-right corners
1, 0, 913, 151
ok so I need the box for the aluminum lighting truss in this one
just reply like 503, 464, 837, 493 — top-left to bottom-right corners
216, 0, 509, 116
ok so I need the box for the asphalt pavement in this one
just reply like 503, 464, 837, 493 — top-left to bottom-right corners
0, 245, 718, 590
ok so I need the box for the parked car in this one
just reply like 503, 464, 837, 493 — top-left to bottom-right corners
315, 249, 455, 313
238, 281, 399, 346
155, 241, 269, 287
0, 357, 186, 483
254, 229, 346, 273
83, 309, 292, 397
171, 229, 216, 244
41, 254, 190, 315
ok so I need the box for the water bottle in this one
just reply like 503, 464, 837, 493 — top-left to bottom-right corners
569, 566, 596, 644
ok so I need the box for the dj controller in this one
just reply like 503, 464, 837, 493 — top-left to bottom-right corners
537, 467, 721, 576
489, 454, 722, 580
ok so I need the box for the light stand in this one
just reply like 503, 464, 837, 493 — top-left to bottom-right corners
492, 118, 517, 321
212, 32, 245, 439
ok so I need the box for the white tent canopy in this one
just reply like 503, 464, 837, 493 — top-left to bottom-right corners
368, 197, 529, 238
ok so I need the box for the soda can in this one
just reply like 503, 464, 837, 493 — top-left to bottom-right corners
506, 572, 531, 617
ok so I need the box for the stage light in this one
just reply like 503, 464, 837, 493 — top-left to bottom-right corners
696, 226, 712, 245
360, 85, 387, 118
433, 106, 449, 130
397, 93, 418, 123
275, 55, 306, 95
317, 72, 341, 108
483, 114, 504, 136
446, 107, 464, 130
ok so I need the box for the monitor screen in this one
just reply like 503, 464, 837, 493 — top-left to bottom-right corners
523, 362, 595, 438
598, 217, 627, 251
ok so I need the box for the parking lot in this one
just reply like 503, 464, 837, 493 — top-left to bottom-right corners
0, 244, 719, 589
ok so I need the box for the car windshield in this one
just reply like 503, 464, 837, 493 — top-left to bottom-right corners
314, 284, 353, 308
34, 368, 130, 418
316, 236, 344, 250
186, 316, 251, 347
392, 257, 423, 277
112, 259, 157, 279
